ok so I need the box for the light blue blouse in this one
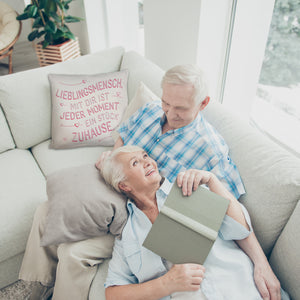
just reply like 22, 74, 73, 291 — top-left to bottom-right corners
104, 180, 289, 300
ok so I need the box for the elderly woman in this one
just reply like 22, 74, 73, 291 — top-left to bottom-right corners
100, 145, 287, 300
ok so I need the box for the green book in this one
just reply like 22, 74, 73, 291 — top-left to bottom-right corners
143, 184, 230, 264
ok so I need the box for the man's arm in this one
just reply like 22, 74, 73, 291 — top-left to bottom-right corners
95, 136, 124, 170
176, 169, 281, 300
236, 233, 281, 300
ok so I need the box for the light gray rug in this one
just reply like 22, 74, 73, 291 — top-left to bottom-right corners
0, 280, 34, 300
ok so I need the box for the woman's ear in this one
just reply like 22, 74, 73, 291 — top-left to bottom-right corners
118, 182, 131, 193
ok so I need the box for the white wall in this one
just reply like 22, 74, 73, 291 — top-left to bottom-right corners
81, 0, 108, 54
106, 0, 140, 51
143, 0, 202, 71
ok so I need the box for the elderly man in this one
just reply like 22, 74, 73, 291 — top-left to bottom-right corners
100, 145, 287, 300
97, 65, 281, 299
20, 65, 280, 300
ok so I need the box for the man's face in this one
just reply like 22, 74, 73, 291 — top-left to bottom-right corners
161, 83, 201, 129
117, 150, 162, 193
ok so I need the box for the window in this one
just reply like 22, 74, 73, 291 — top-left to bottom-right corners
250, 0, 300, 156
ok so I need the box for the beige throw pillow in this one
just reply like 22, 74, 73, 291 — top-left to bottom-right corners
49, 70, 129, 149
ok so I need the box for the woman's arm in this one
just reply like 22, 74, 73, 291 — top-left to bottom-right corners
106, 263, 205, 300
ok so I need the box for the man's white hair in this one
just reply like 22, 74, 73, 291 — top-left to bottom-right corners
100, 145, 144, 193
161, 64, 209, 105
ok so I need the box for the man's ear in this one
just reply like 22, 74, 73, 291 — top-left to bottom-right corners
199, 96, 210, 111
118, 182, 131, 193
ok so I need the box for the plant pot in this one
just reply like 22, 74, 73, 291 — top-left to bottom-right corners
34, 37, 80, 67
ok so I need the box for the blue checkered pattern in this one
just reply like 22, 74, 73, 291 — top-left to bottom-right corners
118, 101, 245, 199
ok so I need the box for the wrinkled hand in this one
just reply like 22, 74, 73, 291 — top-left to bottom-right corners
161, 264, 205, 294
176, 169, 213, 196
254, 264, 281, 300
95, 150, 112, 170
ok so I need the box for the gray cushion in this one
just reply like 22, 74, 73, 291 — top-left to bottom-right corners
203, 101, 300, 256
41, 164, 128, 246
269, 201, 300, 300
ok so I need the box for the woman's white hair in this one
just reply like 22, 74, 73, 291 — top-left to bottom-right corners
161, 64, 209, 105
100, 145, 144, 193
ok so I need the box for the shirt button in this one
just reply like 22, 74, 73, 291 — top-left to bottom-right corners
157, 138, 160, 142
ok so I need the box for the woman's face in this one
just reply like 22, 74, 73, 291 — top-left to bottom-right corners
117, 150, 162, 193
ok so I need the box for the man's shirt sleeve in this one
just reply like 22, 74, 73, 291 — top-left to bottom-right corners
117, 102, 152, 144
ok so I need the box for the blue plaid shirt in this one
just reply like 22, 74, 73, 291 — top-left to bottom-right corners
118, 101, 245, 199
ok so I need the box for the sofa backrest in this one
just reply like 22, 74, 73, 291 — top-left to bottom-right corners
0, 105, 15, 153
120, 51, 164, 101
203, 101, 300, 256
0, 47, 125, 150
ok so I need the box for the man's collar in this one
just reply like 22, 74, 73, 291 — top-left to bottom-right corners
160, 113, 202, 135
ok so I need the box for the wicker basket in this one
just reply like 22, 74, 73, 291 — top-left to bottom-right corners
34, 37, 80, 67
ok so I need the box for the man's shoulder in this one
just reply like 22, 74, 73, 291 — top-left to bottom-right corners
136, 100, 162, 120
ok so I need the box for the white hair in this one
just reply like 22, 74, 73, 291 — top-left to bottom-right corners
161, 64, 209, 105
100, 145, 144, 193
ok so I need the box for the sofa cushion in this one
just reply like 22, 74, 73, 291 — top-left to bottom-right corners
120, 51, 164, 102
0, 105, 14, 153
48, 70, 128, 149
202, 101, 300, 255
0, 149, 47, 262
0, 47, 125, 150
41, 164, 127, 246
112, 81, 160, 141
31, 139, 107, 176
269, 201, 300, 300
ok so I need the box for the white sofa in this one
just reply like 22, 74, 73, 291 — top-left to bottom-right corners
0, 47, 299, 300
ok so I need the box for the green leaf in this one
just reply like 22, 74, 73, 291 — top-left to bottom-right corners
28, 5, 38, 18
44, 32, 53, 43
32, 17, 43, 28
28, 30, 39, 41
38, 0, 47, 9
49, 11, 61, 23
45, 21, 57, 33
64, 16, 82, 23
37, 30, 46, 38
64, 31, 75, 40
16, 12, 29, 21
24, 4, 33, 13
53, 0, 64, 10
45, 0, 58, 14
42, 40, 50, 48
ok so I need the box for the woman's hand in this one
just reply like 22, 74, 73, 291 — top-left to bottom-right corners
95, 150, 112, 170
160, 264, 205, 294
176, 169, 214, 196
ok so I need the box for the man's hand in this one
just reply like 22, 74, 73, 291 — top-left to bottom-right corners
254, 263, 281, 300
95, 150, 112, 170
161, 264, 205, 294
176, 169, 213, 196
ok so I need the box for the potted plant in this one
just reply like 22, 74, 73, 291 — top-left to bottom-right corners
17, 0, 82, 66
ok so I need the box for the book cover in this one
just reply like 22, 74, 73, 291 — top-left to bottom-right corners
143, 184, 230, 264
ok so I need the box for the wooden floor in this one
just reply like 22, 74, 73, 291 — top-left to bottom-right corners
0, 41, 40, 76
